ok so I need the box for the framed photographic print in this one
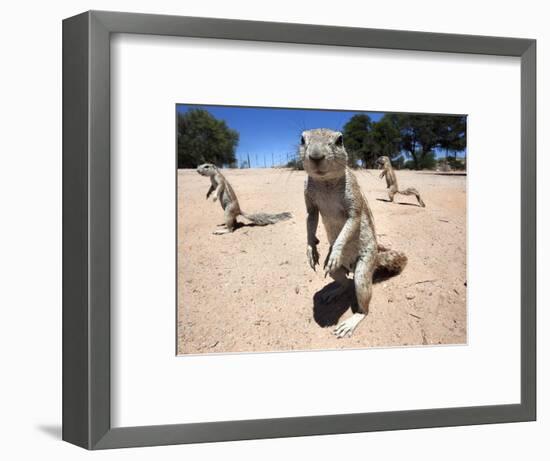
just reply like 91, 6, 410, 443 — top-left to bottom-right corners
62, 10, 536, 449
176, 104, 466, 354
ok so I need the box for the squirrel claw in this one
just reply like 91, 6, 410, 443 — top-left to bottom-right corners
307, 245, 320, 271
333, 314, 365, 338
324, 251, 341, 276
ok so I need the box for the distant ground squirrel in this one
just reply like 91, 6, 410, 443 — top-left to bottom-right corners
197, 163, 292, 234
375, 156, 426, 207
301, 129, 407, 337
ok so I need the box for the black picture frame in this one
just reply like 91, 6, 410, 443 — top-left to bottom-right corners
62, 10, 536, 449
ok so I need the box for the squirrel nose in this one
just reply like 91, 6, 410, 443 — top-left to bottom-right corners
308, 148, 325, 162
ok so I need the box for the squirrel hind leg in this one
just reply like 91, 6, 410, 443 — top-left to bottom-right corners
388, 185, 398, 202
213, 207, 237, 234
353, 256, 375, 315
332, 256, 375, 338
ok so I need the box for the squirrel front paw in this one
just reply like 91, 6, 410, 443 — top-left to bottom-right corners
324, 248, 342, 277
307, 245, 320, 271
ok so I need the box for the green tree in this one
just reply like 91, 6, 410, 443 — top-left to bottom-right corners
396, 114, 465, 170
396, 114, 435, 169
438, 115, 467, 159
404, 151, 436, 170
368, 114, 402, 160
341, 112, 466, 171
177, 109, 239, 168
392, 155, 405, 170
286, 155, 304, 170
342, 114, 373, 167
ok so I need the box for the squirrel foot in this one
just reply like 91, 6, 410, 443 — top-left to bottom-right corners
333, 313, 366, 338
213, 228, 231, 235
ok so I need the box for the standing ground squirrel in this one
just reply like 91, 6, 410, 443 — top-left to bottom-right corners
376, 156, 426, 207
197, 163, 292, 234
301, 129, 407, 337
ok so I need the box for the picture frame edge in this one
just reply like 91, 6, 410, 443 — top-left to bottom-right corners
62, 10, 537, 450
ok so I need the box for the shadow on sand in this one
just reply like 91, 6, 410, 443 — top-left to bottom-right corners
213, 221, 263, 233
421, 171, 467, 176
234, 221, 263, 230
313, 267, 398, 327
375, 198, 423, 207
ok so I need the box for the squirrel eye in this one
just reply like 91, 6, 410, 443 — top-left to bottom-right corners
300, 135, 306, 146
335, 134, 344, 146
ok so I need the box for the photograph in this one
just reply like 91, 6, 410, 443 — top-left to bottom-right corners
176, 104, 467, 355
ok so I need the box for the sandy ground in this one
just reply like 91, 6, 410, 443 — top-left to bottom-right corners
177, 168, 466, 355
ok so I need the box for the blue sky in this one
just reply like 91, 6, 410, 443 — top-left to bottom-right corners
176, 104, 464, 167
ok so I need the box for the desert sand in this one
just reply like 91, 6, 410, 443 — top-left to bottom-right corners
177, 168, 466, 355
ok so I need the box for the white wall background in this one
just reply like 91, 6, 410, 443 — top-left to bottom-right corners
0, 0, 546, 459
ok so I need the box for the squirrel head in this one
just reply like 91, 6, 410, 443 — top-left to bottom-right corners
196, 163, 218, 177
376, 156, 391, 169
300, 128, 348, 180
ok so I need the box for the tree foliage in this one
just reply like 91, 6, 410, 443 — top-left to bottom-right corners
392, 114, 466, 169
342, 114, 374, 167
286, 155, 304, 170
438, 116, 467, 157
368, 115, 402, 160
177, 109, 239, 168
342, 113, 466, 170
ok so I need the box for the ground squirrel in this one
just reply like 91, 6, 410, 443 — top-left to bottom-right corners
197, 163, 292, 234
301, 129, 407, 337
375, 156, 426, 207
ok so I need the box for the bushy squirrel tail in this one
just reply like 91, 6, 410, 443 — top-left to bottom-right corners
376, 248, 408, 274
241, 211, 292, 226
